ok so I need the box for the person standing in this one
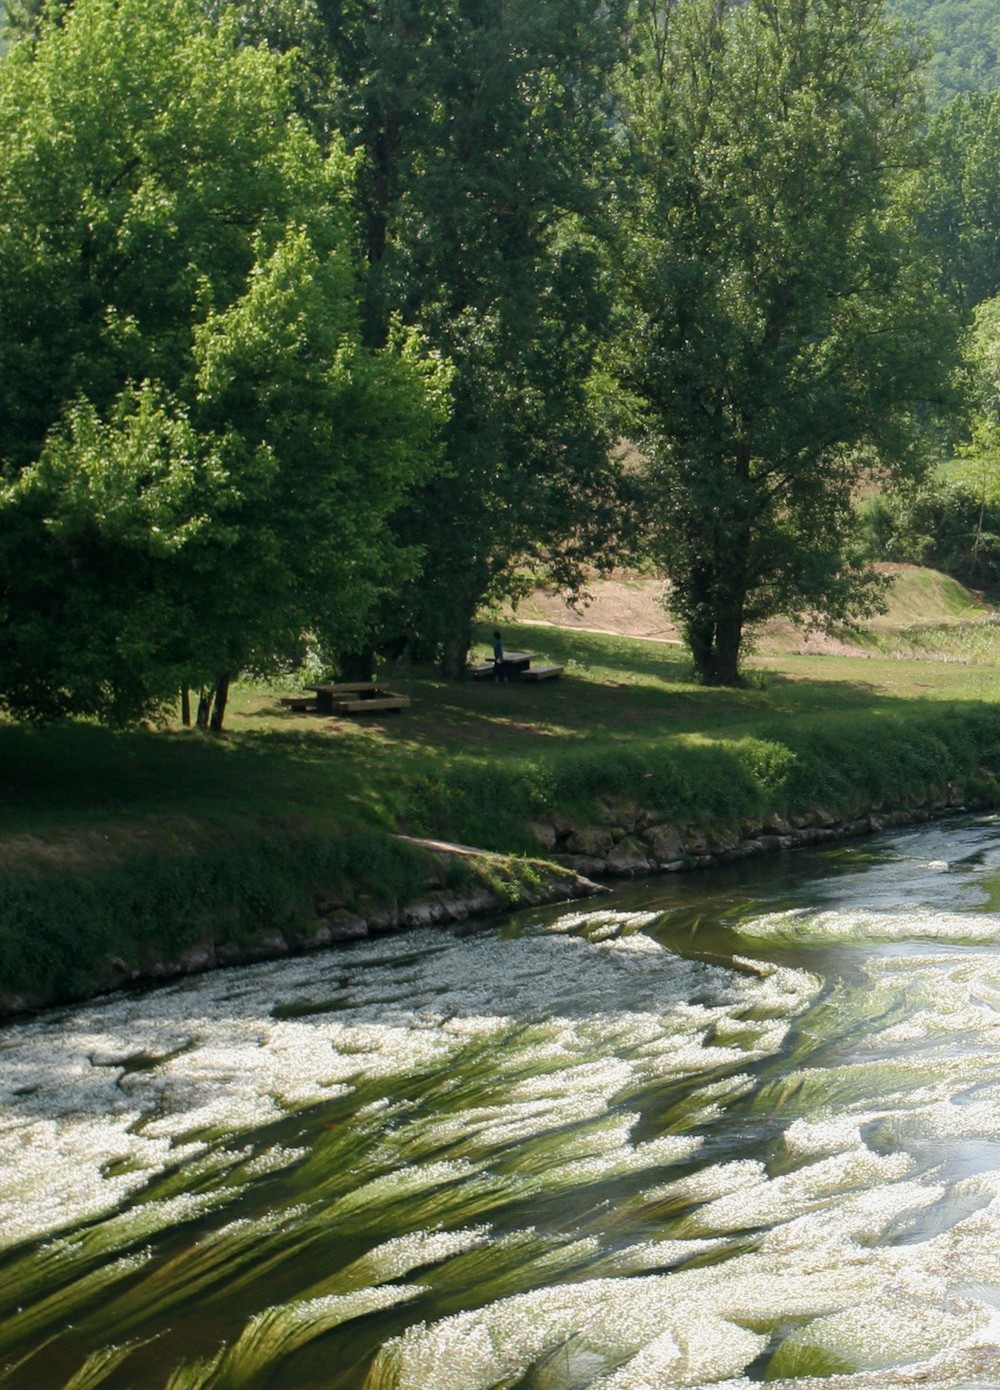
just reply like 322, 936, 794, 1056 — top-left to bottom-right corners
492, 629, 506, 682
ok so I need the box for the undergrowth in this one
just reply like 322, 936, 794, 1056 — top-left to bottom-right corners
393, 705, 1000, 851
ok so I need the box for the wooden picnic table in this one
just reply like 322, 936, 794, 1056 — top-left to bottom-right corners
469, 650, 535, 679
307, 682, 411, 715
497, 649, 538, 675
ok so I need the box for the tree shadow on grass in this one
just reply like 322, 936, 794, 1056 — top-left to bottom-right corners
0, 719, 363, 828
491, 623, 694, 686
3, 633, 997, 841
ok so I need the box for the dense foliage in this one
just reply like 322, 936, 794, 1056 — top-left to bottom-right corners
863, 479, 1000, 596
918, 92, 1000, 312
864, 294, 1000, 596
0, 0, 446, 723
888, 0, 1000, 106
615, 0, 956, 684
313, 0, 634, 676
2, 0, 998, 710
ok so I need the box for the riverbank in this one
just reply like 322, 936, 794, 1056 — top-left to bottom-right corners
3, 618, 1000, 1018
0, 781, 985, 1022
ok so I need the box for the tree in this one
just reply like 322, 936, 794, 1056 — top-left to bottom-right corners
0, 0, 446, 723
616, 0, 958, 684
919, 91, 1000, 314
315, 0, 633, 676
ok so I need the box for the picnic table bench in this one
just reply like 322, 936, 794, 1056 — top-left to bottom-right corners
280, 693, 319, 712
520, 663, 564, 681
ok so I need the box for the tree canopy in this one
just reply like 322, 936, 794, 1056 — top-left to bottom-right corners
887, 0, 1000, 107
0, 0, 446, 723
313, 0, 633, 676
0, 0, 979, 711
919, 91, 1000, 314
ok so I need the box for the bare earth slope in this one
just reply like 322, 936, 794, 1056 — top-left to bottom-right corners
509, 564, 995, 657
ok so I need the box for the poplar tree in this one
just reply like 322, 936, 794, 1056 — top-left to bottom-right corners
317, 0, 631, 676
617, 0, 957, 684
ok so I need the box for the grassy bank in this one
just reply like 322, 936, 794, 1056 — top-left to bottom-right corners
3, 607, 1000, 1011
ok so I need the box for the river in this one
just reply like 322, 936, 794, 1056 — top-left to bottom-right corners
3, 816, 1000, 1389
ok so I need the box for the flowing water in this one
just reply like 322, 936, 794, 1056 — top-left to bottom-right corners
4, 817, 1000, 1388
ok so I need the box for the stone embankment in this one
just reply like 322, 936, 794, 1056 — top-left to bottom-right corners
17, 843, 606, 1018
532, 787, 971, 880
158, 839, 607, 976
139, 788, 974, 987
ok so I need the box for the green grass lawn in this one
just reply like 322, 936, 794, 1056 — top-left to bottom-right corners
5, 614, 1000, 859
4, 594, 1000, 1005
3, 558, 1000, 867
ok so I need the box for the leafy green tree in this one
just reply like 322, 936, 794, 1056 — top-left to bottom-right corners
862, 473, 1000, 594
617, 0, 958, 685
0, 0, 329, 468
0, 0, 446, 723
863, 292, 1000, 596
1, 0, 59, 45
315, 0, 632, 676
919, 91, 1000, 314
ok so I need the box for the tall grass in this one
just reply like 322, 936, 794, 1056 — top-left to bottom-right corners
0, 829, 435, 999
393, 705, 1000, 852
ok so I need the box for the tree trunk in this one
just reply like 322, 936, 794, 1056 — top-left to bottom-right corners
685, 598, 745, 685
196, 688, 213, 728
338, 646, 376, 682
440, 614, 473, 680
686, 613, 717, 684
209, 672, 230, 731
180, 687, 191, 727
712, 601, 744, 685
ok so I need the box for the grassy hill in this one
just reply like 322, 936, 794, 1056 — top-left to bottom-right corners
508, 563, 998, 660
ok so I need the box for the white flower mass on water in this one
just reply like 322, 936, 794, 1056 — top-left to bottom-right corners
369, 1276, 771, 1389
738, 904, 1000, 946
0, 913, 795, 1251
8, 828, 1000, 1389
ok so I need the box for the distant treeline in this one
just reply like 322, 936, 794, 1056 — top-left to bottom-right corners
889, 0, 1000, 106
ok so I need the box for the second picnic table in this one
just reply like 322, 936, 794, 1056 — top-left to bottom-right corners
468, 650, 564, 681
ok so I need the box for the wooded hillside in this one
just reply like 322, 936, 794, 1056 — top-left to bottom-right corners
889, 0, 1000, 104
